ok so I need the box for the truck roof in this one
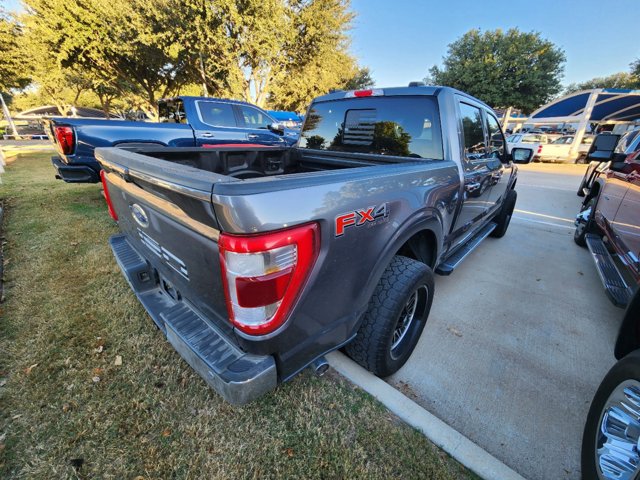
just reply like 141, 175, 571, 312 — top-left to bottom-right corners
313, 85, 493, 111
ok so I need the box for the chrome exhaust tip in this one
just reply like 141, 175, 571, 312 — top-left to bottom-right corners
311, 356, 329, 376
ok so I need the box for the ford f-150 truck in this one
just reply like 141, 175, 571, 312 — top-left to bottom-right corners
96, 86, 533, 405
46, 96, 299, 183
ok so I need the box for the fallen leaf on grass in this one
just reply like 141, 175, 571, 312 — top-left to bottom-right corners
285, 448, 294, 458
0, 379, 6, 387
69, 241, 78, 247
93, 368, 102, 375
114, 355, 122, 366
161, 429, 171, 437
94, 345, 104, 354
447, 327, 462, 337
92, 376, 100, 383
24, 363, 38, 375
62, 404, 70, 412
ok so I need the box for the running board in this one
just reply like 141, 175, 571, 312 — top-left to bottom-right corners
585, 234, 634, 308
436, 222, 497, 275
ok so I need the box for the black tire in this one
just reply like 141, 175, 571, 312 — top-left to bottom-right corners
574, 198, 596, 247
345, 255, 434, 377
490, 189, 517, 238
581, 349, 640, 480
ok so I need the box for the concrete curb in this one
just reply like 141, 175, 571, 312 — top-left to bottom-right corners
326, 351, 526, 480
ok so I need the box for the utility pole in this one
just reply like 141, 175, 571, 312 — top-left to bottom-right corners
0, 94, 19, 139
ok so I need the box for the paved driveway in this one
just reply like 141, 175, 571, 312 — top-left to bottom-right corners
389, 163, 622, 480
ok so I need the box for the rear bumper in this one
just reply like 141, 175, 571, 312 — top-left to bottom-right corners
109, 234, 277, 405
51, 156, 100, 183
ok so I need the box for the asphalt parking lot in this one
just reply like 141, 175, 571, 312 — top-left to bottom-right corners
389, 163, 623, 480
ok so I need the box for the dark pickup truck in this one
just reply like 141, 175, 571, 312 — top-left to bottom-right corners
96, 86, 533, 404
574, 132, 640, 480
46, 96, 299, 183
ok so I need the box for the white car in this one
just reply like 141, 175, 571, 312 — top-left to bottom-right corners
537, 135, 594, 163
506, 133, 552, 160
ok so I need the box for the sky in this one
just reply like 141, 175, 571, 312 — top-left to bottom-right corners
3, 0, 639, 89
350, 0, 640, 88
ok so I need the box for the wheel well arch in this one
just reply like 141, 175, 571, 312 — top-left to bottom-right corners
395, 229, 438, 269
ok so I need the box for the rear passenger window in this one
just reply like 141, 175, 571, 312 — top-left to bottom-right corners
459, 103, 486, 161
198, 102, 237, 127
238, 105, 272, 129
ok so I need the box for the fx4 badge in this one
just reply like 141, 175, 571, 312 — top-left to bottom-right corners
335, 203, 389, 237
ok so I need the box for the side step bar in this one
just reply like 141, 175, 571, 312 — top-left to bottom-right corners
585, 233, 634, 308
436, 222, 497, 275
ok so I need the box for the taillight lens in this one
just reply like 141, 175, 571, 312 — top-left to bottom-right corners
100, 170, 118, 221
54, 126, 75, 155
219, 223, 320, 335
537, 145, 543, 154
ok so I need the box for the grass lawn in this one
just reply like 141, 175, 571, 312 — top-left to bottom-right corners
0, 153, 474, 479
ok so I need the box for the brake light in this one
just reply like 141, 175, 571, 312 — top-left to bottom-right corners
537, 145, 543, 154
54, 126, 75, 155
219, 223, 320, 335
100, 170, 118, 221
345, 89, 384, 98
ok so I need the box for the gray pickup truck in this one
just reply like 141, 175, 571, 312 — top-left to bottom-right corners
96, 86, 533, 404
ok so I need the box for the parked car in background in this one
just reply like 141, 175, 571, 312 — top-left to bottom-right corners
506, 133, 550, 160
268, 110, 303, 129
96, 85, 533, 404
45, 96, 300, 183
575, 142, 640, 479
537, 134, 594, 163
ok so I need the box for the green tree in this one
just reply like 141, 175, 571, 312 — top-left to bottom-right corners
189, 0, 366, 112
0, 9, 31, 93
23, 0, 198, 118
344, 67, 374, 90
565, 72, 640, 94
428, 28, 566, 113
268, 0, 362, 112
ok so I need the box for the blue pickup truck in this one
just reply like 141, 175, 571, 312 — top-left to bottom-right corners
46, 96, 300, 183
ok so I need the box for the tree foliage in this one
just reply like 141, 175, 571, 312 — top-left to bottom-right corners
428, 28, 565, 113
565, 72, 640, 94
0, 9, 31, 93
16, 0, 368, 115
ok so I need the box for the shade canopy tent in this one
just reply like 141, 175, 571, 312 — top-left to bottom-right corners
503, 89, 640, 160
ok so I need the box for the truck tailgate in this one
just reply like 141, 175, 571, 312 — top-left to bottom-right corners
97, 149, 278, 404
97, 148, 235, 335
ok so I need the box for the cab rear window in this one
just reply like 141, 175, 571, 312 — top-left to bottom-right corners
299, 96, 443, 160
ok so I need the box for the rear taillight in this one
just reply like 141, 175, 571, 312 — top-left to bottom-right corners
537, 145, 543, 154
54, 126, 75, 155
219, 223, 320, 336
100, 170, 118, 221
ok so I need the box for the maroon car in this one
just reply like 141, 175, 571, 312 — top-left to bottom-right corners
575, 144, 640, 480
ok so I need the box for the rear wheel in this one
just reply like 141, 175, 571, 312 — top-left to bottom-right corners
581, 350, 640, 480
345, 255, 434, 377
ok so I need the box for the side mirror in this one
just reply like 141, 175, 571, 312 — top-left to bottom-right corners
268, 122, 285, 135
586, 133, 621, 161
511, 147, 533, 164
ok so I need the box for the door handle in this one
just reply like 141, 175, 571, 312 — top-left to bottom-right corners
200, 132, 214, 138
247, 134, 259, 139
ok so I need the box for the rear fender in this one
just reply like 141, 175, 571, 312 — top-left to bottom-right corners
350, 212, 443, 335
